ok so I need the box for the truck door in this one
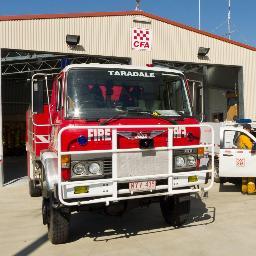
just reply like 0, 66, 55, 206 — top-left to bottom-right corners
186, 80, 203, 121
219, 127, 256, 177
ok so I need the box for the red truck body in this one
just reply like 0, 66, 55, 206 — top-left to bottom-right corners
25, 64, 213, 244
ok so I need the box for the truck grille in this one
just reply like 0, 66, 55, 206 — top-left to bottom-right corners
103, 158, 112, 178
116, 151, 169, 178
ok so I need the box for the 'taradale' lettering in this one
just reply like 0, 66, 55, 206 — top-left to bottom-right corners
108, 70, 155, 78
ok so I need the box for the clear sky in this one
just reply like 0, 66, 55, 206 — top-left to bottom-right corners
0, 0, 255, 46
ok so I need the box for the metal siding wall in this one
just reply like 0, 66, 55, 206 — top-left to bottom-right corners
0, 15, 256, 118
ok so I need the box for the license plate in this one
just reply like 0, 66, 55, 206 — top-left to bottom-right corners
129, 180, 156, 192
74, 186, 89, 194
188, 176, 198, 182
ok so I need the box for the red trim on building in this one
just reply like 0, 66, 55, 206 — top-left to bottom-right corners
0, 10, 255, 51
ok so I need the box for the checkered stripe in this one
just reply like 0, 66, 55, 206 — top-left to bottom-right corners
133, 29, 150, 41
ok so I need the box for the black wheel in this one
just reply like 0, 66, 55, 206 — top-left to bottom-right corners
29, 179, 42, 197
47, 205, 70, 244
160, 194, 190, 227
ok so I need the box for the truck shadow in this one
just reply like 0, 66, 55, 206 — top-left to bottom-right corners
69, 194, 215, 243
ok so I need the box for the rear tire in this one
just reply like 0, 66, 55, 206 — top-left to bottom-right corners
29, 179, 42, 197
160, 194, 190, 227
48, 205, 70, 244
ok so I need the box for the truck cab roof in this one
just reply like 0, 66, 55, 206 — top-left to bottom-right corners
62, 63, 184, 75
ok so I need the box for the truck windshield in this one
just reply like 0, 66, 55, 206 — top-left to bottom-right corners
66, 68, 191, 119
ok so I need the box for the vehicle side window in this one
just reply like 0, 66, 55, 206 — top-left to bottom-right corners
57, 78, 63, 111
223, 130, 238, 149
223, 130, 253, 149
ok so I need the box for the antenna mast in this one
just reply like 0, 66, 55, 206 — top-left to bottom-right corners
135, 0, 141, 11
198, 0, 201, 30
227, 0, 231, 39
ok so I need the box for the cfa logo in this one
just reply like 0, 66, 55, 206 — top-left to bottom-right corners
133, 41, 150, 49
88, 128, 111, 142
132, 28, 152, 51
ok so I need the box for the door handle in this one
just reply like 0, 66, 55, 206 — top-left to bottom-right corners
223, 154, 233, 157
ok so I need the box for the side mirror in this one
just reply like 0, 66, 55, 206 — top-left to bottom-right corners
32, 80, 44, 114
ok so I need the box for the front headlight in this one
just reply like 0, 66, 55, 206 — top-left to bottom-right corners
175, 156, 186, 168
73, 162, 87, 175
71, 160, 104, 177
175, 155, 197, 169
88, 162, 102, 175
187, 155, 196, 167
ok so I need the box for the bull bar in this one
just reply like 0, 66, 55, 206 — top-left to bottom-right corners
57, 124, 214, 206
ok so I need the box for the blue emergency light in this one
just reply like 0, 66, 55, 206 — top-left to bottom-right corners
236, 118, 252, 124
77, 136, 88, 146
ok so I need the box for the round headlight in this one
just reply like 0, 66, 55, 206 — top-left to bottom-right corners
187, 155, 196, 167
73, 162, 87, 175
176, 156, 186, 168
88, 162, 102, 175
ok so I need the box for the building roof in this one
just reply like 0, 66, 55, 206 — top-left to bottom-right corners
0, 10, 255, 51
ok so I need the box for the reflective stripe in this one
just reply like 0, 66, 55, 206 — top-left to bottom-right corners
35, 135, 49, 143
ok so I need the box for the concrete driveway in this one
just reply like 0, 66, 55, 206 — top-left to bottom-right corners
0, 179, 256, 256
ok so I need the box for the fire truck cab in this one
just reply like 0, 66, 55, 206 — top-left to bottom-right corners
26, 64, 214, 244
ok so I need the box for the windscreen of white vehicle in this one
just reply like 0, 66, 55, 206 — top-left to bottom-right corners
66, 68, 191, 119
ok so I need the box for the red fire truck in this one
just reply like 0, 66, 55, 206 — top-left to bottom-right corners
26, 64, 214, 244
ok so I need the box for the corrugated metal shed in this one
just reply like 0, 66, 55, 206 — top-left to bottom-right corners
0, 11, 256, 118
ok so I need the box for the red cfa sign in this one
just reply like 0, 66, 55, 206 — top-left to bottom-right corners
132, 28, 152, 51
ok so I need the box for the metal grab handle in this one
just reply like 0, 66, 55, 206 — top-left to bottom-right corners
223, 154, 233, 157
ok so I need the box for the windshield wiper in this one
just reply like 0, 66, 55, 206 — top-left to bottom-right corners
99, 107, 144, 126
99, 113, 127, 126
137, 111, 178, 125
121, 109, 178, 125
99, 109, 180, 126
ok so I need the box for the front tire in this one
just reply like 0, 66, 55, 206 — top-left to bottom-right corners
47, 205, 70, 244
160, 194, 190, 227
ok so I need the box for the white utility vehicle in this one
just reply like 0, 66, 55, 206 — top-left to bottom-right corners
201, 120, 256, 184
